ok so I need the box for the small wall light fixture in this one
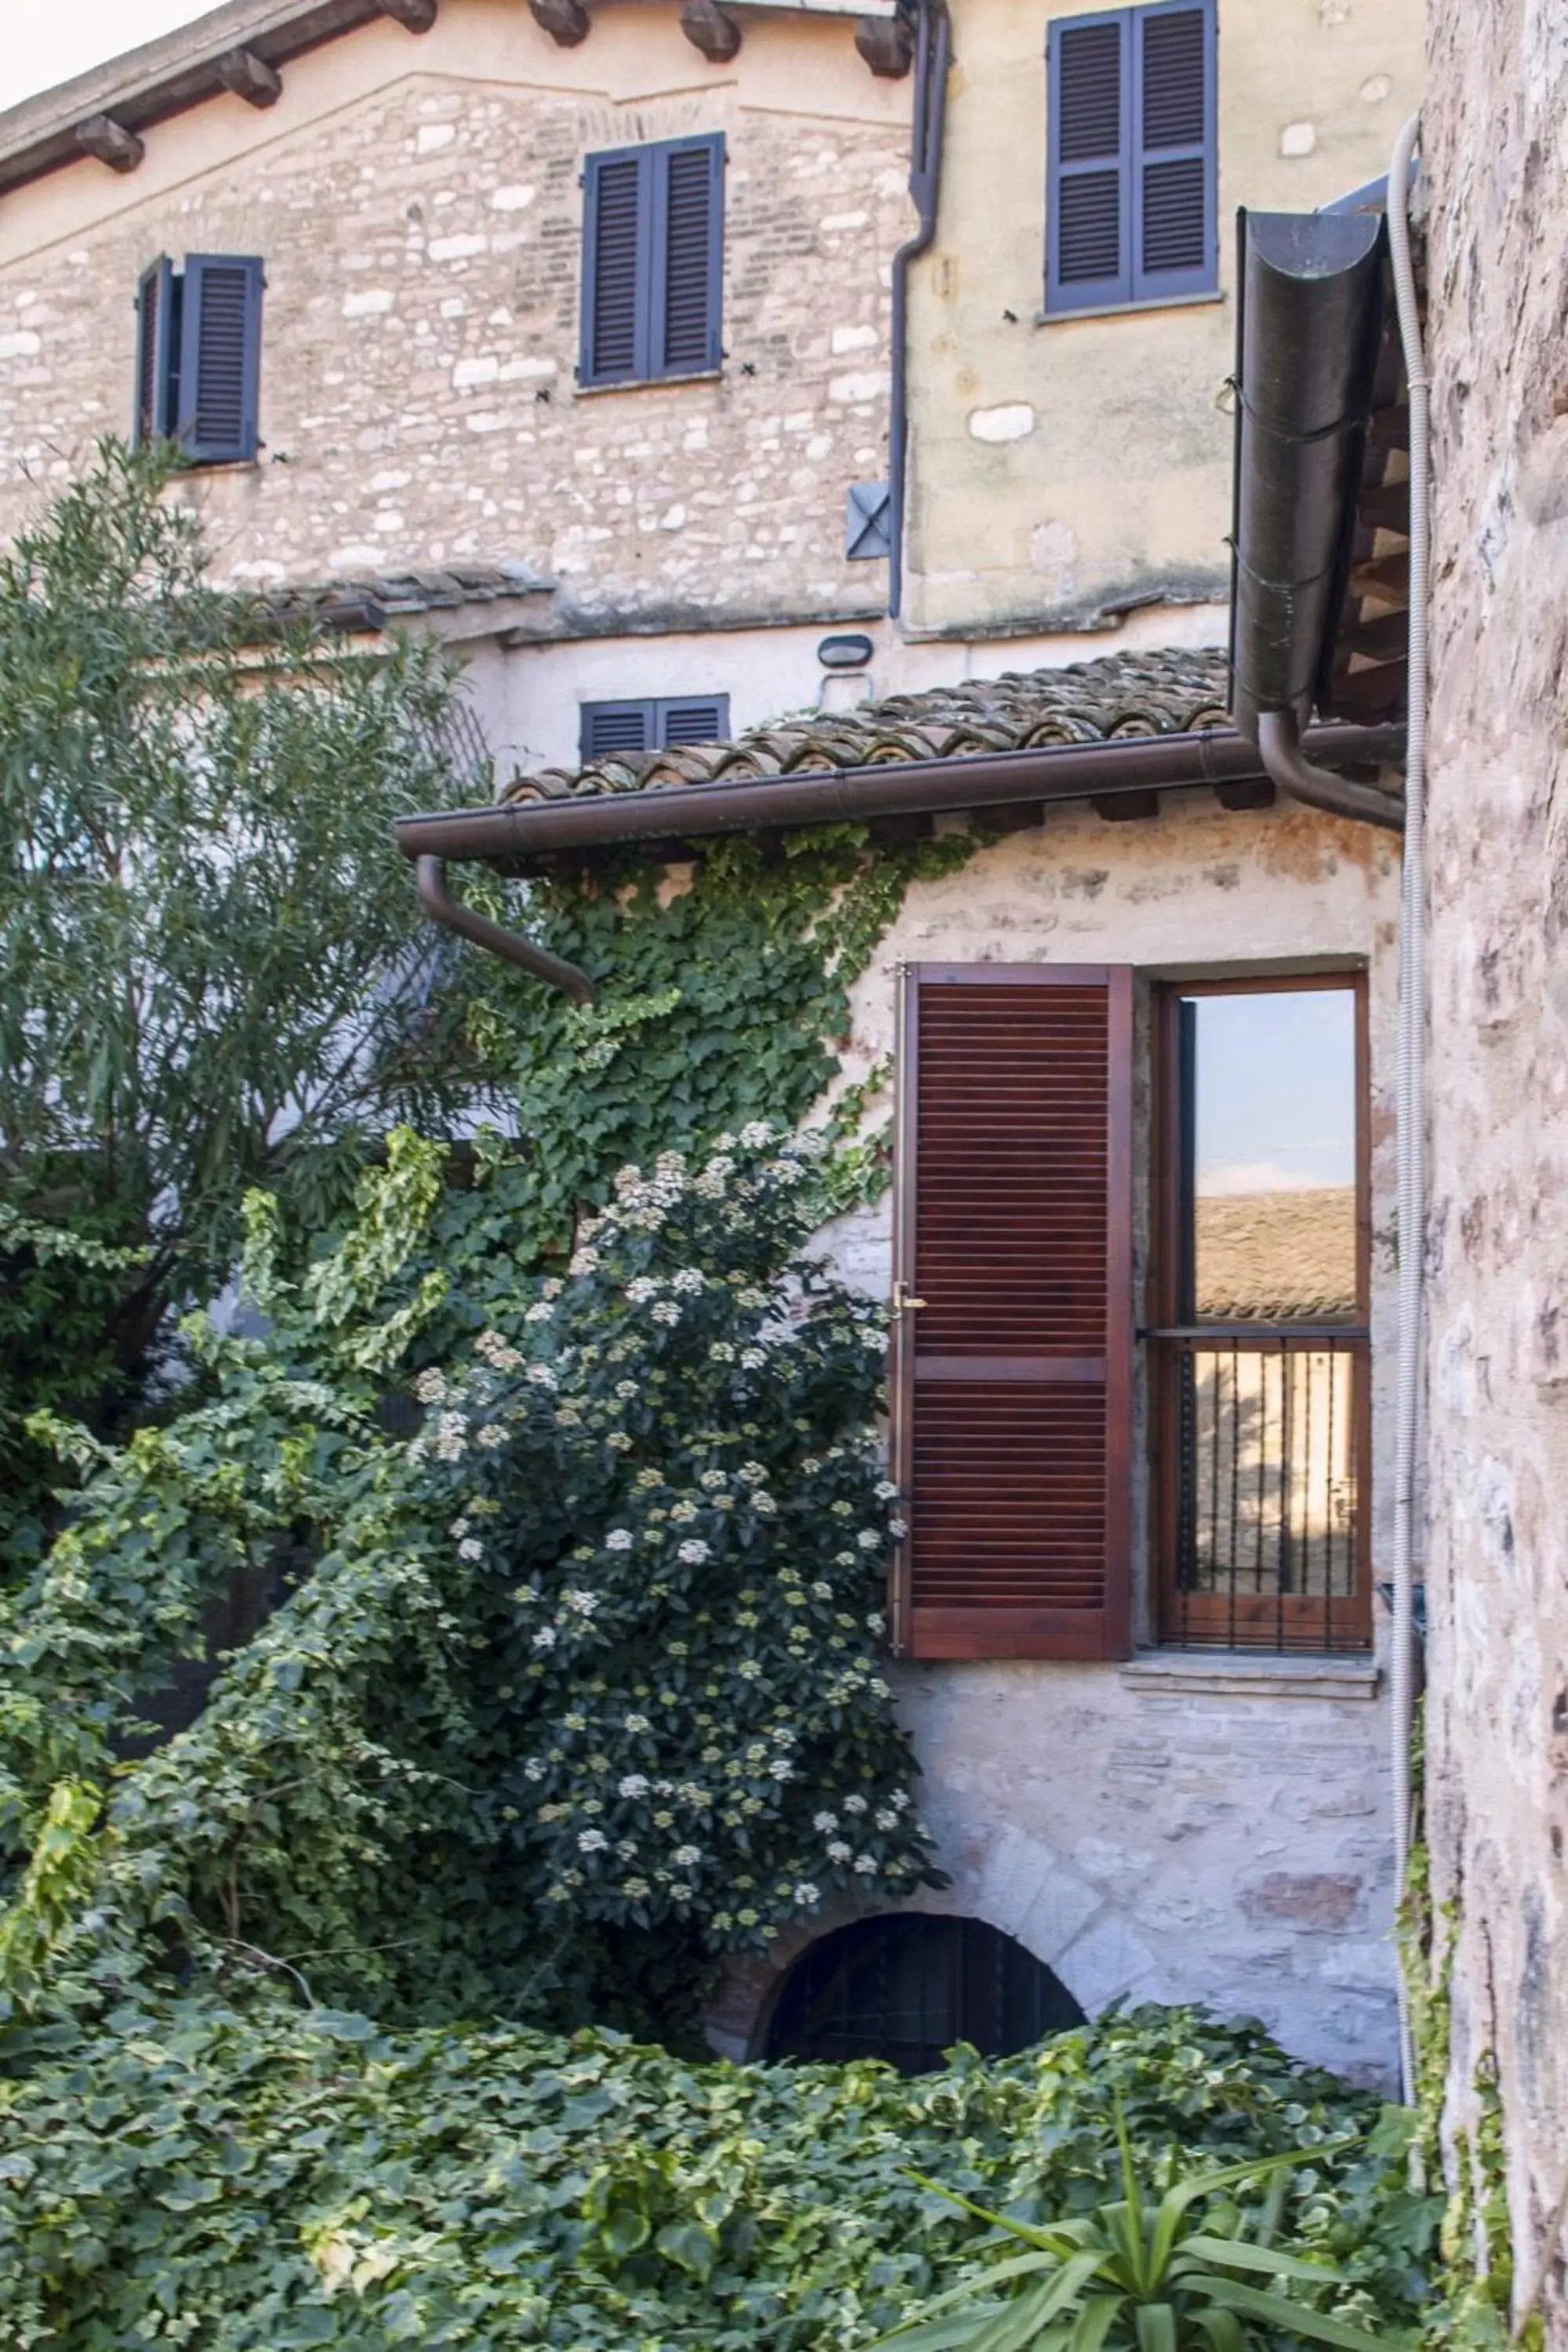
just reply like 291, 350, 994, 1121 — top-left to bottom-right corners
817, 632, 875, 670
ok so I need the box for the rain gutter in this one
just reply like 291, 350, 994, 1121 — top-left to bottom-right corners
887, 0, 949, 621
1229, 206, 1397, 829
397, 717, 1404, 984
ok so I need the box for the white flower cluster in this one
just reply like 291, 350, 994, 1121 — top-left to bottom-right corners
476, 1329, 524, 1373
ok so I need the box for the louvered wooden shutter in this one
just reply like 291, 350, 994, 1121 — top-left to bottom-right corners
657, 695, 729, 747
582, 136, 722, 386
177, 254, 263, 462
1047, 13, 1131, 313
582, 151, 646, 386
1132, 2, 1214, 299
581, 700, 655, 760
890, 965, 1134, 1661
655, 136, 723, 377
132, 256, 176, 447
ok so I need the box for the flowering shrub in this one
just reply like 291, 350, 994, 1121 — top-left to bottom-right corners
0, 1125, 936, 2028
397, 1123, 938, 1946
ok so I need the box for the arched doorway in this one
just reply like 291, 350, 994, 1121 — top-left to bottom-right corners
763, 1914, 1084, 2073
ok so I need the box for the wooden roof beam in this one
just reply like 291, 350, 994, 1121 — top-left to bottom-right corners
75, 114, 144, 172
374, 0, 437, 29
528, 0, 590, 42
680, 1, 742, 62
216, 46, 284, 104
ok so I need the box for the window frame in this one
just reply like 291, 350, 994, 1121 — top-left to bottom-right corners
1044, 0, 1218, 321
1148, 971, 1373, 1653
579, 131, 726, 391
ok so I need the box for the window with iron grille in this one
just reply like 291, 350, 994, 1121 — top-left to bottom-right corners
764, 1915, 1083, 2072
579, 133, 724, 389
132, 254, 264, 463
1045, 0, 1216, 317
1150, 975, 1371, 1653
579, 695, 730, 763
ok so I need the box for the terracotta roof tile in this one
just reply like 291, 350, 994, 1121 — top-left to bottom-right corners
502, 644, 1232, 804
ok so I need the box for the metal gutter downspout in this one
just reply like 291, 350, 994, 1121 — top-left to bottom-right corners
887, 0, 949, 622
1257, 710, 1406, 832
415, 853, 595, 1004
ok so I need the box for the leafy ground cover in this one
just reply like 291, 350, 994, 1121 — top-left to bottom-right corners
0, 2004, 1436, 2351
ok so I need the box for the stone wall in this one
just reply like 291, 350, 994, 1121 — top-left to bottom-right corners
1422, 3, 1568, 2334
711, 790, 1407, 2086
0, 0, 906, 626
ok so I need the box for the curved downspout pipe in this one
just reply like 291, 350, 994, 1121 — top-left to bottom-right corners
416, 854, 595, 1004
1257, 709, 1406, 832
887, 0, 949, 622
1386, 107, 1428, 2112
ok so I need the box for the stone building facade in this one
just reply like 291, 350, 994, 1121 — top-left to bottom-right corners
708, 765, 1405, 2086
1422, 0, 1568, 2331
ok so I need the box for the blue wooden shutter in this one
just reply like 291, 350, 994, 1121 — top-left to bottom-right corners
581, 700, 655, 760
656, 695, 728, 747
132, 256, 176, 446
1047, 10, 1131, 314
654, 135, 723, 377
581, 150, 650, 386
176, 254, 263, 462
1131, 1, 1215, 299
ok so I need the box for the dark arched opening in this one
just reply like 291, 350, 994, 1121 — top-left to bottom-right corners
763, 1914, 1085, 2073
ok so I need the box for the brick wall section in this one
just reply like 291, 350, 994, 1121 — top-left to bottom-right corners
1423, 4, 1568, 2332
0, 67, 906, 622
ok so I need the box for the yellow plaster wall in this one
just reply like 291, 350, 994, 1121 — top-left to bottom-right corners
902, 0, 1425, 638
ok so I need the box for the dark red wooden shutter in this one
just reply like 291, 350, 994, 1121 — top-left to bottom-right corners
890, 964, 1133, 1661
176, 254, 263, 463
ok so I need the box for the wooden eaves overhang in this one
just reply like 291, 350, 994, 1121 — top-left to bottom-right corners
392, 648, 1405, 999
0, 0, 906, 198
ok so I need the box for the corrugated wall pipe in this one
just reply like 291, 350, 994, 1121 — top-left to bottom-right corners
1386, 107, 1428, 2111
887, 0, 949, 621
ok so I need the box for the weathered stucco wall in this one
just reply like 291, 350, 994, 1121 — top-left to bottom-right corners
712, 793, 1406, 2085
1422, 4, 1568, 2332
0, 0, 906, 625
902, 0, 1424, 638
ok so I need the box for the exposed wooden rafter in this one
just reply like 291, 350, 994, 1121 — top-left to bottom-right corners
527, 0, 590, 43
374, 0, 437, 28
215, 46, 284, 105
855, 12, 913, 76
679, 0, 742, 63
75, 114, 144, 171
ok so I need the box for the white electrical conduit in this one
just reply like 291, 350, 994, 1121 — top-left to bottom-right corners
1387, 110, 1428, 2110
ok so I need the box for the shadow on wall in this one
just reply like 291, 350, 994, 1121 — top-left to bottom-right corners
754, 1913, 1084, 2072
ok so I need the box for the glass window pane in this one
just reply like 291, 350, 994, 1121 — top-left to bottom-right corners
1182, 987, 1357, 1323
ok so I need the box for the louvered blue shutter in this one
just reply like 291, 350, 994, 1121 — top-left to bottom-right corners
581, 700, 655, 760
132, 256, 176, 446
657, 695, 728, 747
654, 135, 723, 378
1047, 12, 1131, 314
582, 151, 649, 387
176, 254, 263, 462
1131, 2, 1215, 299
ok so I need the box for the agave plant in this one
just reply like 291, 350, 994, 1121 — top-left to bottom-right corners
872, 2104, 1400, 2352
